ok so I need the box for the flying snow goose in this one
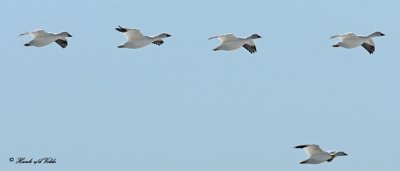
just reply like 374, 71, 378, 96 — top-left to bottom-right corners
295, 144, 348, 164
19, 29, 72, 48
208, 33, 261, 54
331, 31, 385, 54
115, 26, 171, 49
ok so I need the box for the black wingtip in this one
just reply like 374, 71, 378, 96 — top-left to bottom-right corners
55, 39, 68, 48
294, 145, 308, 149
361, 43, 375, 54
242, 44, 257, 54
24, 43, 31, 46
116, 26, 127, 33
152, 40, 164, 46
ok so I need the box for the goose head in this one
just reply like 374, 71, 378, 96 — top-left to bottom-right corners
59, 32, 73, 37
325, 151, 347, 162
329, 151, 348, 156
334, 151, 348, 156
249, 34, 262, 39
369, 31, 385, 38
159, 33, 171, 38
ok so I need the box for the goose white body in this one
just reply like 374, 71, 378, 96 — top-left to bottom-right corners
331, 31, 385, 54
20, 29, 72, 48
295, 144, 348, 164
209, 33, 261, 54
116, 26, 171, 49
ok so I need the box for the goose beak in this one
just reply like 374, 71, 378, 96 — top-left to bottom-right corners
343, 153, 348, 156
381, 33, 385, 36
68, 34, 73, 37
166, 34, 171, 37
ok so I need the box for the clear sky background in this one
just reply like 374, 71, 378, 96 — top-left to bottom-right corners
1, 0, 399, 171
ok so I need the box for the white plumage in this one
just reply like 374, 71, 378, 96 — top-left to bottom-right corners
209, 33, 261, 54
295, 144, 348, 164
19, 29, 72, 48
115, 26, 171, 49
331, 31, 385, 54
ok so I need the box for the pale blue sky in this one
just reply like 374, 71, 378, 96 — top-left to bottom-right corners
1, 0, 399, 171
